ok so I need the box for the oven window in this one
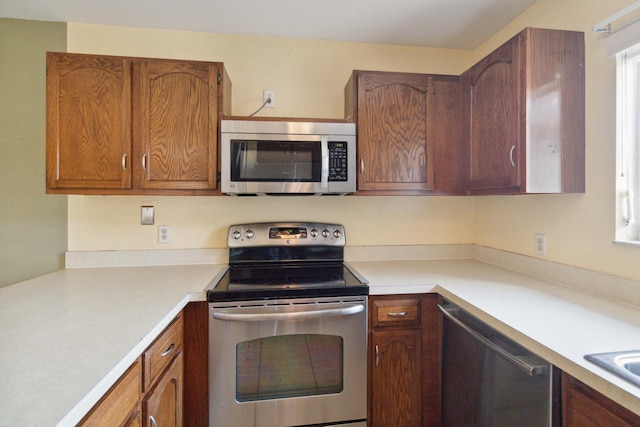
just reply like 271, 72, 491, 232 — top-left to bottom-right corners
235, 334, 344, 402
230, 140, 321, 182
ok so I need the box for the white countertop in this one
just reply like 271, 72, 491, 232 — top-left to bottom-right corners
351, 258, 640, 417
0, 264, 225, 427
2, 246, 640, 425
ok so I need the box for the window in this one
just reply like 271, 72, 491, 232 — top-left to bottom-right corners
616, 44, 640, 243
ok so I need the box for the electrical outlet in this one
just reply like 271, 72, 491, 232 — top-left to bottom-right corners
263, 90, 276, 108
535, 233, 547, 256
158, 225, 171, 243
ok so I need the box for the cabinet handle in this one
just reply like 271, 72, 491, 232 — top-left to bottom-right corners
387, 311, 408, 317
121, 153, 127, 171
375, 344, 380, 366
149, 415, 158, 427
142, 153, 147, 171
509, 145, 516, 167
161, 343, 175, 357
360, 158, 365, 174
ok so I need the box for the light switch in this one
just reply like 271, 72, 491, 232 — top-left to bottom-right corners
141, 206, 155, 225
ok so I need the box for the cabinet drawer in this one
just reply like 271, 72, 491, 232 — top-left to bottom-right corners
371, 298, 421, 328
78, 359, 141, 426
143, 316, 183, 392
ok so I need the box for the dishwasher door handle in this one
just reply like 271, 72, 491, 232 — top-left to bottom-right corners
437, 304, 549, 377
213, 304, 364, 322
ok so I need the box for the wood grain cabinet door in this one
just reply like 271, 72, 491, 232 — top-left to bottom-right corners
370, 329, 422, 427
46, 53, 132, 190
466, 35, 523, 192
133, 60, 218, 191
143, 352, 184, 427
562, 372, 640, 427
356, 72, 434, 192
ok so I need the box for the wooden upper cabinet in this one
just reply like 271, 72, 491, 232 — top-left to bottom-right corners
466, 36, 521, 192
133, 60, 219, 191
346, 71, 434, 193
46, 53, 132, 190
463, 27, 585, 194
46, 52, 230, 195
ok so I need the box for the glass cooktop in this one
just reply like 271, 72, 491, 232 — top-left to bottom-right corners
207, 262, 368, 302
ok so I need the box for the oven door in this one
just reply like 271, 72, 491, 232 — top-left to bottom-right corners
209, 297, 367, 427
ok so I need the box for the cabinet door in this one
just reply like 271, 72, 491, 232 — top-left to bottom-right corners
78, 360, 141, 427
562, 372, 640, 427
466, 35, 522, 192
143, 352, 183, 427
134, 60, 218, 191
357, 72, 434, 192
370, 329, 422, 427
46, 52, 132, 190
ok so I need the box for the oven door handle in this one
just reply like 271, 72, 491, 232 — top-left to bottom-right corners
213, 304, 364, 322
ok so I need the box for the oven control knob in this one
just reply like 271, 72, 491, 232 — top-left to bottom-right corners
322, 229, 330, 238
310, 228, 318, 238
245, 229, 254, 239
333, 229, 342, 239
232, 230, 241, 240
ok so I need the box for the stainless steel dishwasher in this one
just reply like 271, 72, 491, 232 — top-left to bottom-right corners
439, 300, 560, 427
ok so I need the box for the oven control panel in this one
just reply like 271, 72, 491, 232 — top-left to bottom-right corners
228, 222, 346, 247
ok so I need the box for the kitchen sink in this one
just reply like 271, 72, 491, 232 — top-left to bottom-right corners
585, 350, 640, 387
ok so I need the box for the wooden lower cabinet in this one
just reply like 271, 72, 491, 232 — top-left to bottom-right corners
368, 294, 440, 427
78, 360, 142, 426
78, 313, 184, 427
562, 372, 640, 427
143, 352, 183, 427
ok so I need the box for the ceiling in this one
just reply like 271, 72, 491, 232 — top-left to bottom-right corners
1, 0, 537, 49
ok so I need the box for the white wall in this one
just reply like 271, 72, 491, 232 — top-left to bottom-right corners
472, 0, 640, 281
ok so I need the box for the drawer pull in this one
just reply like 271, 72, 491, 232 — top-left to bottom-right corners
387, 311, 408, 317
161, 343, 175, 357
149, 415, 158, 427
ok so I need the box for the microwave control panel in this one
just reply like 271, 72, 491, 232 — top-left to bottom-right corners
329, 141, 348, 181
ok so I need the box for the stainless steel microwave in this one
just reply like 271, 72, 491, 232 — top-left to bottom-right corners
220, 119, 356, 195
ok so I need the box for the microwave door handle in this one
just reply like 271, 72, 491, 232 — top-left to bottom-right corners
213, 304, 364, 322
321, 137, 329, 188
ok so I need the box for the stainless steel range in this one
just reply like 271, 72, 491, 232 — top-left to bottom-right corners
207, 222, 368, 427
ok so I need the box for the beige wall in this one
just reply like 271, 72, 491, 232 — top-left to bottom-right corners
0, 18, 67, 288
65, 25, 476, 251
64, 0, 640, 282
472, 0, 640, 281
